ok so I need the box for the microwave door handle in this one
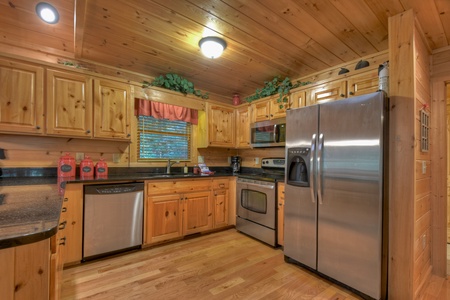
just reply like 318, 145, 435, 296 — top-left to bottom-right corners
310, 134, 316, 203
273, 124, 279, 142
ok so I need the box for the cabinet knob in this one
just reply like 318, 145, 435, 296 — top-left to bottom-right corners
86, 130, 91, 134
349, 91, 354, 95
59, 236, 66, 246
36, 126, 41, 129
127, 133, 131, 137
340, 94, 345, 97
61, 207, 67, 213
63, 197, 69, 202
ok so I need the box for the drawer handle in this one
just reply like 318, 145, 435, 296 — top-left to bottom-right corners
349, 91, 354, 95
59, 221, 67, 230
219, 183, 225, 188
59, 237, 66, 246
61, 207, 67, 212
340, 94, 345, 97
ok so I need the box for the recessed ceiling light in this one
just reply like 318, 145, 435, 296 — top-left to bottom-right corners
198, 37, 227, 59
36, 2, 59, 24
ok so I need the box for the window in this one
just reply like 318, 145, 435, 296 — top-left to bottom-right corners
137, 116, 191, 160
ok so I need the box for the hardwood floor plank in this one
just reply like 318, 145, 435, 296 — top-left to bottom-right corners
62, 229, 370, 299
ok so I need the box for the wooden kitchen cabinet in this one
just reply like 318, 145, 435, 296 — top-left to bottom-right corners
93, 78, 132, 140
289, 90, 306, 109
277, 182, 285, 246
183, 190, 213, 235
0, 239, 51, 299
46, 69, 93, 137
251, 95, 287, 122
145, 179, 213, 244
207, 103, 235, 147
235, 105, 251, 149
347, 72, 379, 97
0, 58, 44, 135
147, 193, 183, 243
212, 178, 229, 228
306, 79, 347, 106
47, 69, 132, 141
61, 183, 83, 265
50, 197, 68, 300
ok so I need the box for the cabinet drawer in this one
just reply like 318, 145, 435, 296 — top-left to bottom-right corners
213, 178, 229, 189
147, 179, 212, 195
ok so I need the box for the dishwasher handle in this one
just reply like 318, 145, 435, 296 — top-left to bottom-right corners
84, 183, 144, 195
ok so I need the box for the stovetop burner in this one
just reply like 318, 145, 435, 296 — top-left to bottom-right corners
237, 157, 285, 182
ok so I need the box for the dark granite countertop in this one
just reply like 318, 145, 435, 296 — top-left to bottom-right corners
0, 178, 62, 249
0, 168, 237, 250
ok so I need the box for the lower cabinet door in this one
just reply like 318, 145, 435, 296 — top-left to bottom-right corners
183, 191, 213, 235
147, 194, 183, 244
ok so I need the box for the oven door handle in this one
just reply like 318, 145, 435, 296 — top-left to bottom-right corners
242, 182, 275, 190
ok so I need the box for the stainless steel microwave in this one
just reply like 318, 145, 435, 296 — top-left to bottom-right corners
250, 117, 286, 147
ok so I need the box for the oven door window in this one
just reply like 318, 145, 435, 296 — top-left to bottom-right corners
241, 189, 267, 214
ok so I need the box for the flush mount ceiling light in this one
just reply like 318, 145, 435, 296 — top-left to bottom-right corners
198, 37, 227, 59
36, 2, 59, 24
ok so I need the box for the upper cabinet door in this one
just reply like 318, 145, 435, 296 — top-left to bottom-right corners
46, 69, 93, 137
269, 96, 288, 120
289, 90, 306, 109
252, 100, 271, 122
208, 104, 235, 147
347, 72, 379, 97
306, 80, 347, 106
93, 79, 131, 141
0, 59, 44, 134
235, 105, 251, 149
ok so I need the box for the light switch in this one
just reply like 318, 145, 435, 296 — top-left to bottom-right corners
422, 161, 426, 174
254, 157, 260, 164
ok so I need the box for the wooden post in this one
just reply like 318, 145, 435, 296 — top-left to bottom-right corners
388, 9, 416, 299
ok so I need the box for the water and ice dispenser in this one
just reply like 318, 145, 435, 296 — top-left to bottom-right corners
287, 147, 310, 187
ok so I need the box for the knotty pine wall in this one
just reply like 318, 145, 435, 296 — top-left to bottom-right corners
412, 20, 432, 298
430, 46, 450, 277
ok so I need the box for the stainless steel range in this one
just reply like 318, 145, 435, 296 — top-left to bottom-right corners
236, 158, 285, 246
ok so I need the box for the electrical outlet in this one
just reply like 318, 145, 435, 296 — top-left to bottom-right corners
76, 152, 84, 163
227, 156, 231, 164
113, 153, 121, 163
254, 157, 260, 164
422, 161, 426, 174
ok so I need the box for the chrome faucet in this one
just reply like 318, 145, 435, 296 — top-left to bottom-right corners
166, 159, 180, 174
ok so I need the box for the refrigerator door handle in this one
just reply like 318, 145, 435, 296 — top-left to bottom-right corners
310, 134, 317, 203
317, 133, 324, 205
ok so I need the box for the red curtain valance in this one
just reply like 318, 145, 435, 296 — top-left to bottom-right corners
134, 98, 198, 125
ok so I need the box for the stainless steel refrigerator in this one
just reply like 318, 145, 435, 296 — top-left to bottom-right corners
284, 91, 388, 299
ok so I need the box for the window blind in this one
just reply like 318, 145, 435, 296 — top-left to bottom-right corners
137, 116, 191, 160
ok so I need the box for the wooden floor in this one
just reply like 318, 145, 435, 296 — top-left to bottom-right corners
62, 229, 448, 299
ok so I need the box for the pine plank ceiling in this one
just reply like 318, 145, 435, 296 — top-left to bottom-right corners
1, 0, 449, 101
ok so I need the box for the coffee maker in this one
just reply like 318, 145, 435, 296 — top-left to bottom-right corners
231, 156, 241, 174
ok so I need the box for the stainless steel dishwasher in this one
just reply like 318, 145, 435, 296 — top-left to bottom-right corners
83, 183, 144, 260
